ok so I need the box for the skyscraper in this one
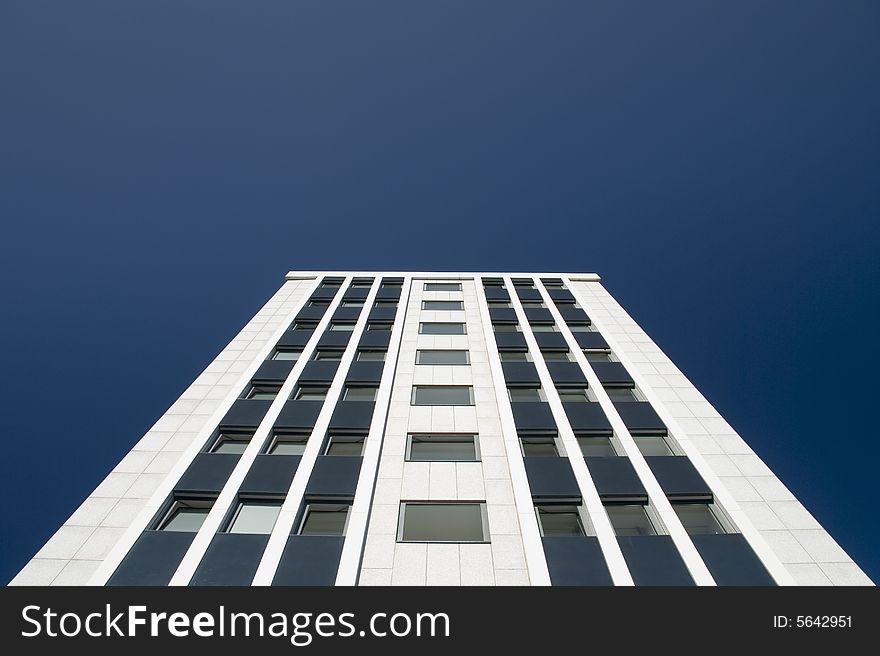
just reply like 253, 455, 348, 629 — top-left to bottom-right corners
10, 272, 872, 586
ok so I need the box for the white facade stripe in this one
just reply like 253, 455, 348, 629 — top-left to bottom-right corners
167, 276, 354, 585
251, 278, 382, 585
565, 279, 797, 585
86, 277, 321, 586
475, 280, 552, 585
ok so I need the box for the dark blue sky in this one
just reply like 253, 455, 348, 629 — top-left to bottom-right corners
1, 2, 877, 584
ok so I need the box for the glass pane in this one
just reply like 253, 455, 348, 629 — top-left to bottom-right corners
368, 323, 392, 331
228, 502, 282, 534
420, 322, 466, 335
538, 507, 585, 536
557, 389, 590, 402
569, 324, 593, 332
326, 439, 364, 456
584, 351, 612, 362
296, 387, 328, 400
269, 440, 307, 455
300, 506, 349, 536
161, 507, 209, 532
634, 436, 674, 456
401, 503, 485, 542
577, 436, 617, 457
542, 351, 571, 361
530, 324, 557, 332
674, 504, 726, 534
413, 386, 473, 405
508, 387, 544, 402
417, 350, 469, 365
272, 350, 301, 361
493, 324, 520, 332
409, 437, 477, 461
248, 387, 279, 400
344, 387, 377, 401
521, 440, 558, 457
424, 283, 461, 292
329, 323, 355, 331
212, 438, 250, 454
314, 350, 343, 361
422, 301, 464, 310
606, 505, 656, 536
606, 387, 637, 402
357, 350, 386, 361
500, 351, 531, 361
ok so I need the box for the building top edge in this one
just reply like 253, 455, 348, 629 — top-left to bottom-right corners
284, 271, 602, 281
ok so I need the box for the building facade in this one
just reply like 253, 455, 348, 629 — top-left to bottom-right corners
10, 272, 872, 586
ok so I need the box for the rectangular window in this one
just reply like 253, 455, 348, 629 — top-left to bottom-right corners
294, 385, 330, 401
605, 504, 657, 537
487, 301, 511, 308
357, 349, 386, 361
583, 350, 612, 362
381, 281, 402, 289
308, 300, 331, 307
520, 434, 560, 457
568, 323, 594, 333
530, 323, 558, 332
373, 300, 398, 308
350, 281, 373, 288
513, 280, 535, 288
292, 321, 318, 331
313, 349, 344, 361
208, 432, 252, 455
419, 322, 466, 335
605, 386, 639, 402
411, 386, 475, 406
156, 499, 212, 532
576, 435, 617, 457
266, 432, 309, 456
226, 500, 283, 535
633, 435, 674, 456
542, 350, 571, 361
341, 300, 364, 308
556, 387, 594, 403
367, 322, 393, 331
298, 503, 351, 536
329, 322, 355, 332
508, 386, 546, 402
492, 323, 521, 332
536, 505, 586, 536
342, 385, 378, 401
422, 300, 464, 311
246, 384, 282, 400
520, 301, 545, 308
499, 350, 532, 362
424, 282, 462, 292
673, 503, 727, 535
272, 348, 302, 361
324, 434, 366, 456
398, 502, 488, 542
406, 434, 479, 462
415, 349, 470, 365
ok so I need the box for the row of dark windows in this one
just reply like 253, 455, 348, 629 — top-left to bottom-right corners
481, 277, 774, 586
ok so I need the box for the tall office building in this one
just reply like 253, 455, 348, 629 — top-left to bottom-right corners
10, 272, 872, 586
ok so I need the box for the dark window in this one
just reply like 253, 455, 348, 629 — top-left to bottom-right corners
407, 434, 479, 462
536, 505, 586, 536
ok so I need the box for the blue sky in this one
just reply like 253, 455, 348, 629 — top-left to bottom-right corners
1, 1, 877, 584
